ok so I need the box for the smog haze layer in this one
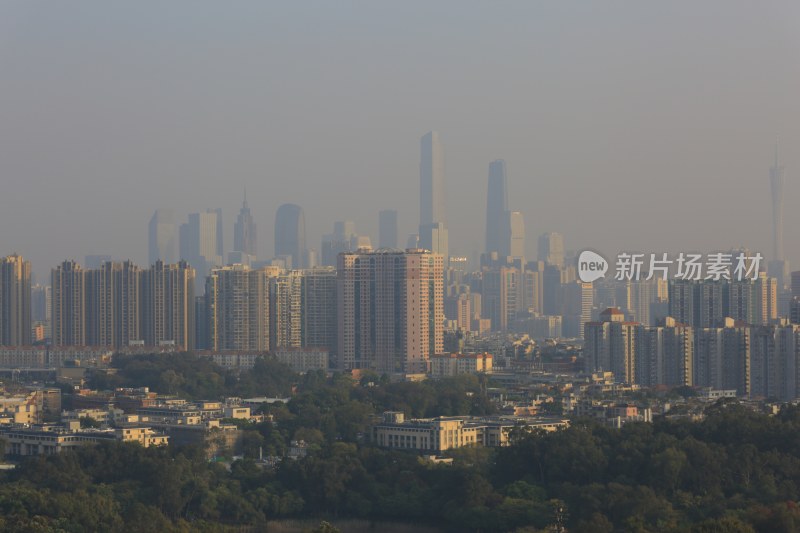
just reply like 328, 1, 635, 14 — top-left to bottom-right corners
1, 1, 798, 278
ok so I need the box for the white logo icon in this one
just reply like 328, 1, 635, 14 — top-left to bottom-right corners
578, 250, 607, 283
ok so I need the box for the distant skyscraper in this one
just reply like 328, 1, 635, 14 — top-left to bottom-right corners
482, 266, 519, 332
768, 144, 790, 290
485, 160, 508, 255
337, 249, 444, 373
792, 271, 800, 299
538, 232, 565, 268
275, 204, 307, 269
379, 210, 398, 249
31, 284, 50, 331
419, 222, 449, 268
419, 131, 445, 228
321, 221, 357, 267
214, 208, 224, 259
506, 211, 525, 260
0, 254, 31, 346
148, 209, 177, 266
234, 190, 257, 258
180, 209, 223, 278
770, 142, 785, 262
419, 131, 448, 266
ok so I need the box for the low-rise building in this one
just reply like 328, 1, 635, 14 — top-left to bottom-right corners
0, 421, 168, 456
371, 412, 568, 452
0, 390, 49, 424
273, 348, 329, 373
147, 419, 242, 458
223, 406, 251, 419
197, 351, 262, 371
575, 399, 653, 427
0, 346, 113, 368
62, 408, 122, 426
429, 352, 493, 378
114, 427, 169, 447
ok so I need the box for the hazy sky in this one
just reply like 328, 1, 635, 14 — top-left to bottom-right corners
1, 1, 799, 279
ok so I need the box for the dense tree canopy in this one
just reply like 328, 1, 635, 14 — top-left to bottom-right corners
21, 356, 800, 531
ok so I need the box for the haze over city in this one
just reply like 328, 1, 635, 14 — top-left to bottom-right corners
1, 1, 799, 279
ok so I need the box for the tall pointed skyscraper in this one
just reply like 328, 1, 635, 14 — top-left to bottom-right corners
419, 132, 448, 266
770, 142, 785, 262
234, 188, 257, 257
485, 160, 508, 255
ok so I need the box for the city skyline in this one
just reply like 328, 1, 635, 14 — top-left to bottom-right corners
2, 2, 797, 280
7, 139, 792, 282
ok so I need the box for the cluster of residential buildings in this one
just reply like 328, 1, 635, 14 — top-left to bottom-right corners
585, 307, 800, 401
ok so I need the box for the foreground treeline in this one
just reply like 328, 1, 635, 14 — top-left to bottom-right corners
1, 402, 800, 532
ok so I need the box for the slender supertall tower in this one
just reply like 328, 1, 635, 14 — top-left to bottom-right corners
485, 160, 508, 255
419, 132, 448, 265
234, 188, 257, 257
419, 131, 445, 228
770, 141, 785, 262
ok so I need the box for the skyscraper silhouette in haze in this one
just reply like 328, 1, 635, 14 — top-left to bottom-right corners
234, 189, 257, 257
275, 204, 307, 269
418, 132, 448, 264
768, 142, 789, 289
379, 210, 398, 249
179, 209, 223, 281
770, 143, 785, 262
148, 209, 177, 265
485, 160, 508, 255
419, 131, 445, 228
506, 211, 525, 260
538, 232, 565, 268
